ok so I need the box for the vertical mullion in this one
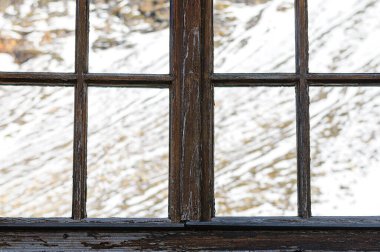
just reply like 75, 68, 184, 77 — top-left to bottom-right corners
200, 0, 214, 221
170, 0, 213, 222
295, 0, 311, 218
172, 0, 202, 221
73, 0, 89, 220
169, 0, 181, 222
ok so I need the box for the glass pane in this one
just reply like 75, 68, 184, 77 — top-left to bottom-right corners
215, 87, 297, 216
89, 0, 170, 73
310, 87, 380, 216
309, 0, 380, 73
88, 88, 169, 218
214, 0, 295, 73
0, 0, 76, 72
0, 86, 73, 217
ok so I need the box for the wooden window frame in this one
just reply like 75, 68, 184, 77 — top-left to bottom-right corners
1, 0, 380, 250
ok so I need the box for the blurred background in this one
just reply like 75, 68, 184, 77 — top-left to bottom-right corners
0, 0, 379, 218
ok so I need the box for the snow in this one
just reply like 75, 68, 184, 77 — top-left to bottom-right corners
0, 0, 380, 218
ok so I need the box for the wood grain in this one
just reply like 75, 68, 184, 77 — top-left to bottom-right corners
0, 72, 76, 86
73, 0, 90, 220
1, 228, 380, 251
212, 73, 298, 86
171, 0, 202, 221
169, 0, 214, 221
1, 0, 380, 249
295, 0, 311, 219
86, 73, 172, 87
307, 73, 380, 84
170, 0, 214, 222
200, 0, 214, 221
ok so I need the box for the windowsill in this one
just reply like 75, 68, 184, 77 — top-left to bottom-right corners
0, 218, 182, 229
1, 216, 380, 229
188, 216, 380, 229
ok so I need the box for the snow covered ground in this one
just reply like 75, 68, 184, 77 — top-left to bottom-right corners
0, 0, 379, 217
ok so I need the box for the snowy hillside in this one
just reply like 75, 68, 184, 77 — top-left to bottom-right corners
0, 0, 379, 218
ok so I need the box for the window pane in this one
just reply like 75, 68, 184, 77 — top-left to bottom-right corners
0, 86, 73, 217
214, 0, 295, 73
215, 87, 297, 216
88, 88, 169, 218
309, 0, 380, 73
310, 87, 380, 215
89, 0, 170, 73
0, 0, 76, 72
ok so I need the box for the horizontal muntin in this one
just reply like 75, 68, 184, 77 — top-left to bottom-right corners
0, 72, 172, 87
2, 72, 380, 87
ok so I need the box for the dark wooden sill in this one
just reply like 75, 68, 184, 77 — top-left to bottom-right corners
0, 217, 380, 250
2, 216, 380, 230
0, 218, 182, 229
0, 226, 380, 251
188, 217, 380, 229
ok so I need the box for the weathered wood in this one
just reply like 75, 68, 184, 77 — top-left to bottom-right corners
3, 217, 380, 229
73, 0, 90, 220
1, 229, 380, 251
171, 0, 202, 221
295, 0, 311, 219
200, 0, 214, 221
2, 0, 380, 249
170, 0, 214, 222
4, 72, 380, 87
86, 73, 172, 87
189, 217, 380, 228
0, 72, 76, 86
307, 73, 380, 84
0, 218, 183, 229
212, 73, 298, 86
168, 0, 181, 223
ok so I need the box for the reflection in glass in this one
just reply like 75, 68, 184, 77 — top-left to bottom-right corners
0, 0, 76, 72
214, 0, 295, 73
310, 87, 380, 216
89, 0, 170, 73
309, 0, 380, 73
215, 87, 297, 216
87, 88, 169, 218
0, 87, 73, 217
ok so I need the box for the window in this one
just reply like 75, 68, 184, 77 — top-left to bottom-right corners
0, 0, 380, 250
